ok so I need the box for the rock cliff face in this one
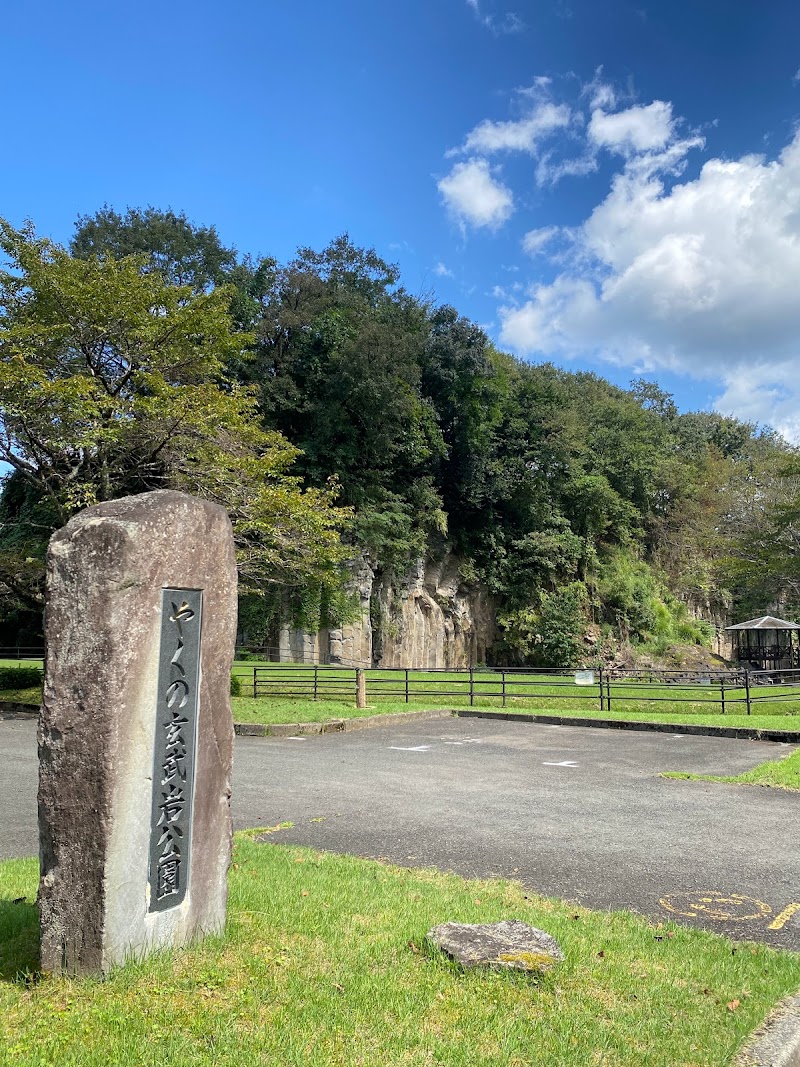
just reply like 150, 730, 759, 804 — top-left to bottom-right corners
685, 595, 735, 659
276, 556, 733, 669
279, 552, 497, 668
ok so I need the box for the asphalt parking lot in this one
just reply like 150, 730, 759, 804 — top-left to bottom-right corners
2, 713, 798, 949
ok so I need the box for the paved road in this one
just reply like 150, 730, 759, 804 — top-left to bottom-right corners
2, 714, 798, 949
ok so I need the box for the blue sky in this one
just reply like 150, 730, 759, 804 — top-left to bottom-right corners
4, 0, 800, 436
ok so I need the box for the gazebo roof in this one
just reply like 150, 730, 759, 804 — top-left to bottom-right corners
725, 615, 800, 631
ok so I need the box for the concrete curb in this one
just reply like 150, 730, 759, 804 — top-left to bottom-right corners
0, 701, 39, 718
733, 993, 800, 1067
233, 708, 454, 737
0, 701, 454, 736
457, 709, 800, 743
4, 699, 798, 744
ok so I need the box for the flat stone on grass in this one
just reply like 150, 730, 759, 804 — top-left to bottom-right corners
427, 919, 564, 974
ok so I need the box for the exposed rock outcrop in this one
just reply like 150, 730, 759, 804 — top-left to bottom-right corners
685, 595, 734, 659
276, 553, 731, 670
279, 550, 497, 668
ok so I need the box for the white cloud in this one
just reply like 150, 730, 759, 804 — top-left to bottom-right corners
581, 68, 617, 111
588, 100, 675, 154
448, 82, 679, 191
465, 0, 524, 35
438, 158, 514, 230
498, 128, 800, 437
454, 102, 572, 156
535, 150, 599, 186
434, 261, 454, 278
522, 226, 560, 255
715, 365, 800, 441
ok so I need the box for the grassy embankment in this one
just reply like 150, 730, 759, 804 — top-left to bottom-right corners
4, 659, 800, 733
2, 835, 800, 1067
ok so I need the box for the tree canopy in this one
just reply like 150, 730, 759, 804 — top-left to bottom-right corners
2, 206, 797, 663
0, 219, 348, 615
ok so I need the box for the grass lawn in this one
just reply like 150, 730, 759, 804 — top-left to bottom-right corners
229, 694, 800, 734
0, 686, 41, 706
233, 662, 800, 725
664, 746, 800, 792
0, 661, 43, 707
2, 836, 800, 1066
230, 695, 420, 724
5, 657, 799, 733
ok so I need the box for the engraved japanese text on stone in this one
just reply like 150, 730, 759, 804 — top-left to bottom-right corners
148, 588, 203, 911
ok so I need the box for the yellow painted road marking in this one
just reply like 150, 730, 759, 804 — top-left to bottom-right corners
659, 891, 772, 922
768, 903, 800, 931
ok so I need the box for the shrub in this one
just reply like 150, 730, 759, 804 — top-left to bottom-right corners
0, 666, 42, 690
497, 582, 587, 668
230, 673, 242, 697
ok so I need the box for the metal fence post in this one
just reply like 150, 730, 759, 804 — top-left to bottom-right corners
253, 666, 257, 699
745, 670, 752, 715
720, 676, 726, 715
606, 672, 613, 712
599, 666, 605, 712
501, 670, 506, 707
405, 668, 409, 704
313, 664, 318, 702
469, 667, 475, 706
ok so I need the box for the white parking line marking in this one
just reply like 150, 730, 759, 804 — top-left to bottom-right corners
389, 745, 432, 752
287, 737, 307, 741
542, 760, 579, 767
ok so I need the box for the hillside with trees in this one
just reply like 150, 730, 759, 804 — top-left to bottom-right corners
1, 209, 797, 665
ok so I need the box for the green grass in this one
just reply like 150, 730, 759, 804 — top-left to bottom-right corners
230, 695, 411, 724
664, 746, 800, 792
233, 663, 800, 722
2, 838, 799, 1066
0, 661, 43, 707
230, 693, 800, 733
0, 687, 40, 706
5, 658, 800, 733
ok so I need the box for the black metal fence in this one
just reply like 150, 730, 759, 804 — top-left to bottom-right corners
7, 653, 799, 715
240, 664, 800, 715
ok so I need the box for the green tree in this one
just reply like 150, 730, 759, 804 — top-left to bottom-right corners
0, 219, 349, 607
252, 236, 446, 567
715, 444, 800, 617
498, 583, 587, 667
71, 205, 238, 291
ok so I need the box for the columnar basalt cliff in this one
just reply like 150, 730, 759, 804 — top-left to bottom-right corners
275, 554, 733, 670
279, 551, 497, 668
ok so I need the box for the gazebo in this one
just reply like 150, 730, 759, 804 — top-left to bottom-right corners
725, 616, 800, 671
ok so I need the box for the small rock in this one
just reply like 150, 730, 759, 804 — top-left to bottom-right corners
427, 919, 564, 973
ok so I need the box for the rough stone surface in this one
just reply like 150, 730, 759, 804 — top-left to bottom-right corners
38, 490, 237, 975
280, 550, 497, 668
427, 919, 564, 973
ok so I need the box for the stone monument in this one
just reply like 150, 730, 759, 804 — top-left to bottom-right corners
38, 490, 238, 975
